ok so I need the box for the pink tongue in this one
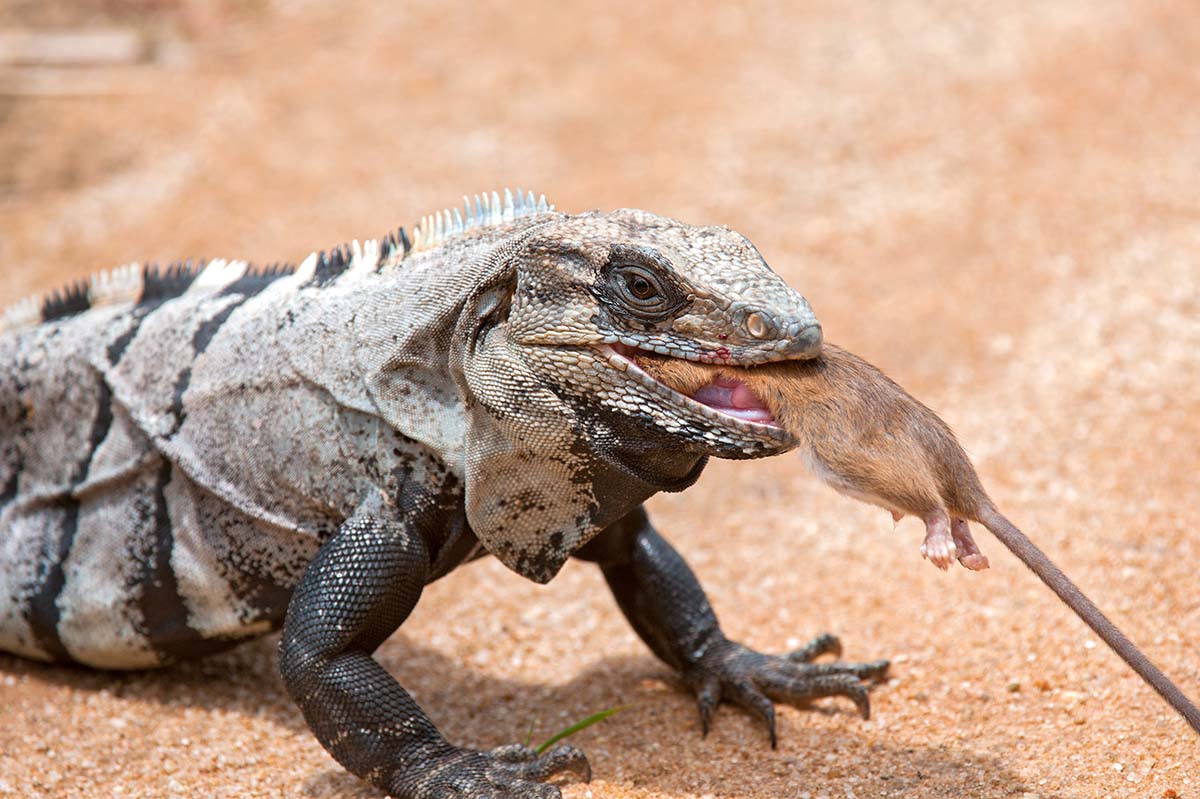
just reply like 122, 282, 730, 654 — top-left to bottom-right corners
691, 376, 776, 424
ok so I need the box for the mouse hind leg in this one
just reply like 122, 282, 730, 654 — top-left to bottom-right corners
950, 518, 990, 571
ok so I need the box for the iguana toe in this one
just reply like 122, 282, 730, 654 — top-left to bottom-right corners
393, 743, 591, 799
787, 632, 843, 662
684, 634, 889, 748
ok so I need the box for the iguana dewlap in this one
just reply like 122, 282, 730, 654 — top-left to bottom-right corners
0, 191, 887, 798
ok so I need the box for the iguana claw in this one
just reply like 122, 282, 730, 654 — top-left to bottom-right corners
393, 743, 591, 799
684, 633, 889, 748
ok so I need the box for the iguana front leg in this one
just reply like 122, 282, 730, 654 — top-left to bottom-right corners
279, 495, 589, 799
575, 507, 889, 747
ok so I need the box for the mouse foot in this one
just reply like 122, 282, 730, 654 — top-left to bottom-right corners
920, 511, 956, 570
951, 518, 990, 570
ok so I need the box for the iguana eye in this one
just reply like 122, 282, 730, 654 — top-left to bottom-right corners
611, 263, 669, 311
626, 272, 657, 300
596, 249, 688, 322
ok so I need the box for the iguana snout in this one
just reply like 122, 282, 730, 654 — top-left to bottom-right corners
497, 208, 816, 456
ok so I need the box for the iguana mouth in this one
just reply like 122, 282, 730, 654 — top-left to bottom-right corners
597, 343, 783, 431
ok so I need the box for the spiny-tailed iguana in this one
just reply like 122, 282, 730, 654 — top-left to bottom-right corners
0, 190, 886, 798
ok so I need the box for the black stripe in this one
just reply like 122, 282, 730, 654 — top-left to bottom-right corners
106, 284, 198, 371
84, 382, 115, 483
25, 376, 115, 662
114, 259, 287, 376
34, 261, 194, 329
139, 261, 199, 304
26, 503, 78, 661
379, 228, 410, 264
379, 231, 397, 261
219, 262, 294, 297
164, 293, 255, 437
31, 256, 295, 333
142, 461, 181, 636
106, 316, 145, 366
0, 470, 16, 508
0, 378, 28, 509
309, 246, 351, 287
165, 368, 193, 439
192, 301, 243, 353
135, 461, 219, 661
39, 281, 90, 323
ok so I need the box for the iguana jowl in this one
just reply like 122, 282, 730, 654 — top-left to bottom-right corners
0, 190, 886, 798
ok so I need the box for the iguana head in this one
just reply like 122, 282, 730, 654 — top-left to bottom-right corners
501, 208, 820, 461
396, 195, 822, 581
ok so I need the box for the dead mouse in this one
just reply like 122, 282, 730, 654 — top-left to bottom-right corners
634, 342, 1200, 735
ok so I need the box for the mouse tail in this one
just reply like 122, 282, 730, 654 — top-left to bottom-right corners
977, 505, 1200, 736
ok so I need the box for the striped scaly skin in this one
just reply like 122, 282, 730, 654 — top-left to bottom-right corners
0, 191, 887, 798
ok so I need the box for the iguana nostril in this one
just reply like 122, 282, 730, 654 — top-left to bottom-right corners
791, 323, 823, 357
746, 312, 769, 339
792, 321, 820, 355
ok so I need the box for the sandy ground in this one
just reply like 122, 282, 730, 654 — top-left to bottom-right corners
1, 1, 1199, 797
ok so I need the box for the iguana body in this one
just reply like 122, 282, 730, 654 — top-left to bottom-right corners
0, 191, 885, 798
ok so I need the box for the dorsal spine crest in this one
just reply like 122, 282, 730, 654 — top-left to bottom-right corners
1, 187, 552, 331
408, 187, 552, 254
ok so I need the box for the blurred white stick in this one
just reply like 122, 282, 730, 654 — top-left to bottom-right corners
0, 29, 146, 67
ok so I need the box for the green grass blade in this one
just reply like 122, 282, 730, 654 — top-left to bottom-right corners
535, 706, 625, 754
523, 716, 537, 748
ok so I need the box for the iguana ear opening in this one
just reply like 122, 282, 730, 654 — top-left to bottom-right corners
458, 270, 516, 356
471, 277, 513, 333
454, 224, 541, 351
363, 225, 538, 465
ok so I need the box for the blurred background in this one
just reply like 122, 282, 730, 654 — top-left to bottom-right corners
1, 2, 1198, 798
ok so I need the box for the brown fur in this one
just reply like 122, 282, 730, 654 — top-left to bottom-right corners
637, 344, 994, 570
635, 344, 1200, 733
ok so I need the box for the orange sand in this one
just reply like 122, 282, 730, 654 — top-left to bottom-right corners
1, 2, 1197, 797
